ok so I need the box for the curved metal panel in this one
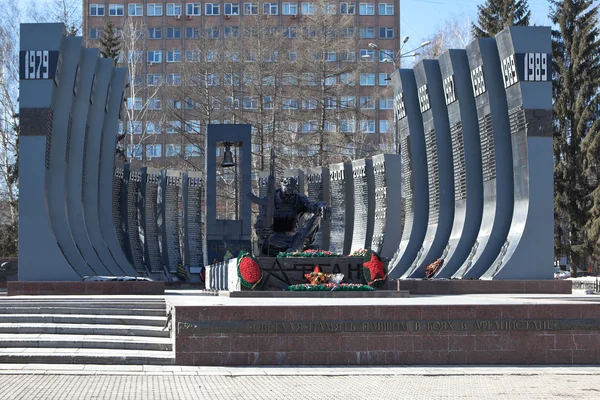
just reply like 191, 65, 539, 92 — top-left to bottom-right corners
158, 169, 182, 274
401, 60, 455, 278
181, 171, 204, 273
19, 23, 80, 280
97, 68, 136, 276
328, 163, 353, 255
65, 48, 111, 276
44, 36, 98, 277
350, 158, 375, 253
387, 69, 428, 278
452, 38, 514, 279
139, 167, 162, 276
481, 27, 553, 279
125, 166, 145, 273
433, 49, 484, 278
82, 59, 124, 275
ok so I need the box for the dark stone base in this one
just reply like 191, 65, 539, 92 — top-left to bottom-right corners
395, 279, 572, 294
7, 281, 165, 295
256, 257, 365, 289
174, 302, 600, 366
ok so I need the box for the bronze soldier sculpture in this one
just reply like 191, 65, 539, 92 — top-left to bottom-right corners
249, 152, 331, 256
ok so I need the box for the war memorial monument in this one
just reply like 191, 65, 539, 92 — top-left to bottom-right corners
14, 23, 600, 366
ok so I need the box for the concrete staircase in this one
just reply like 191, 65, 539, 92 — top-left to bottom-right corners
0, 298, 174, 364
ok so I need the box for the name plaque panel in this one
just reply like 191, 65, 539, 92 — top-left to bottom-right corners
371, 154, 402, 259
140, 167, 162, 273
329, 163, 353, 255
159, 170, 182, 273
112, 163, 126, 255
127, 168, 144, 272
182, 171, 203, 270
350, 159, 375, 253
177, 318, 595, 335
306, 167, 330, 251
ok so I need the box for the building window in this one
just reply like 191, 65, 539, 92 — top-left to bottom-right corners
360, 120, 376, 133
205, 3, 220, 14
301, 121, 317, 133
146, 144, 162, 159
148, 3, 163, 15
224, 3, 240, 14
147, 73, 162, 86
282, 2, 297, 14
341, 120, 355, 133
166, 73, 181, 85
302, 99, 317, 110
380, 120, 390, 133
263, 3, 278, 14
148, 27, 162, 39
146, 121, 162, 134
360, 27, 375, 39
186, 3, 201, 15
326, 51, 336, 62
243, 96, 258, 109
167, 50, 181, 62
340, 2, 354, 14
147, 50, 162, 63
359, 3, 374, 14
360, 73, 375, 86
206, 50, 216, 62
128, 4, 143, 16
284, 27, 297, 38
167, 27, 182, 39
380, 27, 394, 39
379, 73, 390, 86
263, 96, 274, 109
166, 121, 181, 133
244, 3, 258, 14
166, 144, 182, 157
282, 99, 298, 110
360, 96, 375, 109
325, 97, 337, 109
380, 97, 393, 109
167, 3, 182, 15
224, 73, 240, 86
379, 50, 394, 62
186, 50, 201, 61
224, 26, 239, 38
127, 145, 143, 160
324, 76, 336, 86
127, 97, 143, 110
224, 97, 240, 109
301, 2, 315, 14
168, 99, 182, 109
204, 27, 219, 38
324, 121, 337, 132
89, 4, 105, 16
339, 96, 355, 108
109, 4, 124, 16
185, 120, 201, 133
128, 121, 143, 134
360, 49, 374, 61
148, 98, 162, 110
186, 27, 200, 39
340, 73, 355, 85
185, 145, 201, 157
128, 51, 144, 63
89, 28, 103, 39
379, 3, 393, 15
340, 51, 356, 62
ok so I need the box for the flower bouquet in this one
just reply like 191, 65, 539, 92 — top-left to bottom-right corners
277, 249, 342, 258
237, 251, 263, 289
287, 283, 374, 291
425, 259, 443, 279
348, 248, 368, 257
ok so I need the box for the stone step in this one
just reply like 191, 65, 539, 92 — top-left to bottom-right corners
0, 334, 172, 351
0, 323, 171, 338
0, 348, 175, 365
0, 314, 167, 327
0, 307, 166, 316
0, 301, 166, 310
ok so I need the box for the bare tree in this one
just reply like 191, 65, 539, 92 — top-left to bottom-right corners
414, 14, 473, 63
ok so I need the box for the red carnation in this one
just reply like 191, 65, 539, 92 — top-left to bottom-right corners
239, 257, 261, 284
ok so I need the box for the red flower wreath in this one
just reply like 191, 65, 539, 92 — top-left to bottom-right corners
362, 251, 387, 288
237, 251, 263, 289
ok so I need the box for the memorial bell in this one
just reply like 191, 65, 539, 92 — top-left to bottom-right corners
221, 142, 235, 168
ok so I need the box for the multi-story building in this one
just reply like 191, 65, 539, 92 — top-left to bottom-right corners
83, 0, 401, 168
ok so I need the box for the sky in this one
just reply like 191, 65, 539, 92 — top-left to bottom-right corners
401, 0, 598, 54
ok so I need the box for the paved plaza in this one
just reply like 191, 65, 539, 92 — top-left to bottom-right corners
0, 365, 598, 399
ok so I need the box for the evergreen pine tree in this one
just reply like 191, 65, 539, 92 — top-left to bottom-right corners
550, 0, 600, 276
99, 20, 121, 66
472, 0, 531, 38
